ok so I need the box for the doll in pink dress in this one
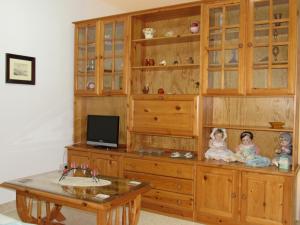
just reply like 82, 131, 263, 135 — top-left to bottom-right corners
205, 128, 236, 162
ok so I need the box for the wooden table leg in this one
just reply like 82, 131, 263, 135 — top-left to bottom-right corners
16, 191, 65, 225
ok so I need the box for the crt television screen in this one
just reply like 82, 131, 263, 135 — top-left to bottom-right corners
86, 115, 119, 148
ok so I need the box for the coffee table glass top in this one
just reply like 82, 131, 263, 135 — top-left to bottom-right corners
2, 171, 148, 203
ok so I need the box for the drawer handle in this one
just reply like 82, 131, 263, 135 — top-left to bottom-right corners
203, 175, 207, 180
144, 109, 149, 112
154, 117, 158, 121
175, 105, 181, 110
231, 193, 237, 198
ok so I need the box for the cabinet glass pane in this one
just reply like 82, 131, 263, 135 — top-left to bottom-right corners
272, 22, 288, 42
272, 45, 288, 63
78, 27, 86, 43
254, 47, 269, 65
254, 1, 269, 21
225, 28, 239, 47
78, 46, 86, 59
77, 77, 85, 90
87, 59, 95, 72
104, 23, 113, 40
87, 45, 95, 58
104, 40, 112, 57
225, 5, 240, 26
254, 24, 269, 45
273, 0, 289, 19
115, 58, 124, 72
78, 60, 86, 73
209, 29, 222, 48
271, 68, 288, 88
114, 73, 123, 90
208, 51, 221, 66
208, 71, 222, 88
209, 8, 223, 27
253, 69, 268, 88
115, 22, 124, 40
87, 26, 96, 43
115, 41, 124, 56
103, 74, 112, 90
225, 49, 238, 66
104, 59, 112, 73
224, 71, 238, 88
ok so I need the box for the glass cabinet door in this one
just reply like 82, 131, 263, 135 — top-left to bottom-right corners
75, 22, 99, 95
247, 0, 292, 94
204, 3, 245, 94
101, 19, 126, 94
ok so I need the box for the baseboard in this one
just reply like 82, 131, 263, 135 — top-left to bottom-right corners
0, 200, 16, 213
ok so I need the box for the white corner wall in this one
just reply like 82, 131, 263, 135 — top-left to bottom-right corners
0, 0, 122, 204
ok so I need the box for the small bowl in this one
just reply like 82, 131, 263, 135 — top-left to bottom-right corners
269, 122, 285, 129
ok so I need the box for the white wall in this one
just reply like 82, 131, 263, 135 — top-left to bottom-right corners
0, 0, 122, 204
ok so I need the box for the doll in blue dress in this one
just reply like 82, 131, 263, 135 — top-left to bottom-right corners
235, 131, 270, 167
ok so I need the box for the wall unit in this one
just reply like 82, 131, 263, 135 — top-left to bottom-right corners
70, 1, 300, 224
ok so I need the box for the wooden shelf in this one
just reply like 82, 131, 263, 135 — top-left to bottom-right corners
132, 33, 200, 45
131, 64, 199, 70
203, 124, 293, 132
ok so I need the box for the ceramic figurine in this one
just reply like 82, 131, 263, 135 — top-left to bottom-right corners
235, 131, 270, 167
142, 27, 155, 39
272, 132, 292, 169
204, 128, 237, 162
142, 85, 150, 94
190, 20, 200, 33
159, 60, 167, 66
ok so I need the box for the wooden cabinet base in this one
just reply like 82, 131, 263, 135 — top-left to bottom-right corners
142, 199, 194, 219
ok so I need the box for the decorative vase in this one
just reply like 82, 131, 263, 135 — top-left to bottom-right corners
142, 28, 156, 39
190, 21, 199, 33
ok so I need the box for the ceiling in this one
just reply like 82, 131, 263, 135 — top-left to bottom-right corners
99, 0, 199, 13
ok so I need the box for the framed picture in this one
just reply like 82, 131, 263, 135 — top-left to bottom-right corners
6, 53, 35, 85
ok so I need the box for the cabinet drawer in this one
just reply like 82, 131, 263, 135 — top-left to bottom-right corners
130, 96, 198, 136
124, 171, 193, 195
143, 189, 194, 210
124, 158, 194, 179
91, 153, 119, 161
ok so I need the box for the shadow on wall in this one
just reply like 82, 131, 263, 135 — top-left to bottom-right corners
97, 0, 199, 12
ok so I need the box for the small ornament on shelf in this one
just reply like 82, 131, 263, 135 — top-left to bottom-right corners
159, 60, 167, 66
142, 27, 155, 39
157, 88, 164, 95
142, 84, 150, 94
190, 20, 200, 33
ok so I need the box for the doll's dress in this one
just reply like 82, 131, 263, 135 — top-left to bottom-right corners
272, 147, 292, 167
236, 144, 270, 167
205, 140, 237, 162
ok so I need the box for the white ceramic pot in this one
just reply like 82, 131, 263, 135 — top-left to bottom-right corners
143, 28, 155, 39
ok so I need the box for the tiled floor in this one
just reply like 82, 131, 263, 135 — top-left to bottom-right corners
1, 202, 299, 225
0, 202, 202, 225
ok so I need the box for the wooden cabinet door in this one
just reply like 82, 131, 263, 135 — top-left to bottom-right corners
67, 150, 91, 168
241, 172, 294, 225
92, 153, 120, 177
74, 20, 100, 96
100, 16, 129, 95
196, 166, 239, 225
202, 0, 246, 95
246, 0, 297, 95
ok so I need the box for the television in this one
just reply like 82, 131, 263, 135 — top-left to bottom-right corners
86, 115, 119, 148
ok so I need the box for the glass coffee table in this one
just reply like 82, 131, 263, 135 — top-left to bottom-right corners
1, 170, 150, 225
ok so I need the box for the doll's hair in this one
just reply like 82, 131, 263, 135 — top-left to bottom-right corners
279, 132, 292, 144
210, 128, 227, 140
240, 131, 253, 140
214, 128, 224, 136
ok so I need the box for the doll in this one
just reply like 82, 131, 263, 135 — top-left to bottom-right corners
235, 131, 270, 167
272, 132, 292, 168
205, 128, 237, 162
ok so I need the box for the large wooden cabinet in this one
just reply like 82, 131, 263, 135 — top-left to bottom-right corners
71, 1, 300, 225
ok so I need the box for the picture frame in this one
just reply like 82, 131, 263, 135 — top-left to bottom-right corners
6, 53, 35, 85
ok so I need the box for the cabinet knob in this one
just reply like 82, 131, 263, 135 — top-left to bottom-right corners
154, 117, 158, 121
177, 200, 182, 205
144, 109, 149, 112
238, 43, 243, 48
177, 184, 182, 190
203, 175, 207, 180
247, 42, 253, 48
231, 193, 237, 198
175, 105, 181, 111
